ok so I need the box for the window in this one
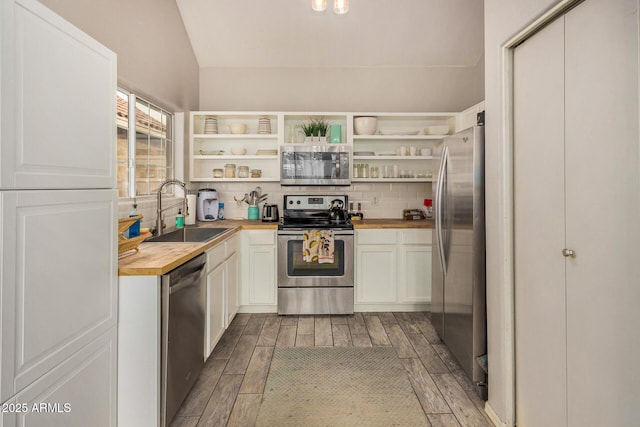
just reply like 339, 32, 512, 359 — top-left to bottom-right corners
117, 89, 173, 198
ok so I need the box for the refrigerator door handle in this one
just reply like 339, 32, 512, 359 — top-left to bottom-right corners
436, 146, 448, 275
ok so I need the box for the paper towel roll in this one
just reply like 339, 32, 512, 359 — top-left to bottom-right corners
185, 194, 197, 225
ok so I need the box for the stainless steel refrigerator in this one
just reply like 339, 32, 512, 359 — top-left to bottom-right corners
432, 125, 487, 398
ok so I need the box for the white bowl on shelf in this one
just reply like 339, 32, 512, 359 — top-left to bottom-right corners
229, 123, 248, 134
230, 147, 247, 155
354, 117, 377, 135
424, 125, 450, 135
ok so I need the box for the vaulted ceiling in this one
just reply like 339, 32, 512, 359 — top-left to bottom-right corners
176, 0, 484, 68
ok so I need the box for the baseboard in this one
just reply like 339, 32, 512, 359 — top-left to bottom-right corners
484, 402, 507, 427
238, 305, 277, 313
354, 303, 430, 312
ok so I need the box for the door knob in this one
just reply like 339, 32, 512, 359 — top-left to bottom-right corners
562, 248, 576, 258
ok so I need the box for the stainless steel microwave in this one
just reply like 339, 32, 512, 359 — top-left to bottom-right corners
280, 145, 351, 186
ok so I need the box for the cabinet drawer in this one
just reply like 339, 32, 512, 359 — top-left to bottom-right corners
225, 234, 240, 256
206, 242, 226, 271
248, 230, 275, 245
400, 229, 432, 245
356, 229, 397, 245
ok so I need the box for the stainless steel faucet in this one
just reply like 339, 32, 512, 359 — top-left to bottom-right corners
155, 179, 188, 235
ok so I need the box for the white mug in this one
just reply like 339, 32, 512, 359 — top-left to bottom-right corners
409, 146, 417, 156
396, 146, 407, 156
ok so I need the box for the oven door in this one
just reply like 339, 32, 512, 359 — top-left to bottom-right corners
277, 230, 354, 288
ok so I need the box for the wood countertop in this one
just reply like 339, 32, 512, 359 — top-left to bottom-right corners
352, 219, 433, 229
118, 218, 430, 276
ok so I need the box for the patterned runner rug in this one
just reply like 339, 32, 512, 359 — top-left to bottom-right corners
256, 347, 428, 426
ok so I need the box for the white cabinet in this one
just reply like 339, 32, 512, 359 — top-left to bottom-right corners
0, 0, 117, 189
351, 113, 456, 183
189, 112, 279, 182
188, 110, 480, 184
240, 230, 277, 312
206, 263, 225, 357
225, 252, 239, 326
205, 233, 240, 356
514, 1, 640, 425
2, 327, 117, 427
355, 229, 431, 311
0, 189, 118, 402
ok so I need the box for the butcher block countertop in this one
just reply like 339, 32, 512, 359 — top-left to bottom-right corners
118, 218, 430, 276
118, 219, 277, 276
352, 219, 433, 229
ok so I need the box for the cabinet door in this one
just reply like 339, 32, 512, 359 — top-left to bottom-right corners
206, 264, 225, 357
225, 252, 239, 327
564, 1, 640, 424
1, 327, 117, 427
247, 246, 276, 305
1, 0, 116, 189
0, 189, 117, 402
398, 245, 431, 304
355, 245, 397, 304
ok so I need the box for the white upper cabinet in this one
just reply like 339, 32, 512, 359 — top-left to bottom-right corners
0, 0, 117, 189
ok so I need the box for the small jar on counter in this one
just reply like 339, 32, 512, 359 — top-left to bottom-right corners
224, 163, 236, 178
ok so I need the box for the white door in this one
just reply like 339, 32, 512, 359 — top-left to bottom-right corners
513, 16, 567, 426
0, 0, 116, 189
0, 189, 118, 401
514, 0, 640, 425
563, 0, 639, 424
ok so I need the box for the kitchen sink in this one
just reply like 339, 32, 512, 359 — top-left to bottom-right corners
145, 227, 231, 243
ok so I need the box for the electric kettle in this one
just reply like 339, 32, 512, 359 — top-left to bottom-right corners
262, 203, 279, 222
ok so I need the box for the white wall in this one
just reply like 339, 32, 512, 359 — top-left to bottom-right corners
484, 0, 562, 425
199, 59, 484, 112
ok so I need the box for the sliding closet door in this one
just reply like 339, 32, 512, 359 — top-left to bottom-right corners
564, 0, 640, 425
513, 16, 567, 427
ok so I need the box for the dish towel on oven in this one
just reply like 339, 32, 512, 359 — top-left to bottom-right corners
302, 230, 334, 264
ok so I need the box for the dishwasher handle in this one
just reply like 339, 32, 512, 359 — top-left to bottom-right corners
169, 267, 205, 294
164, 254, 206, 293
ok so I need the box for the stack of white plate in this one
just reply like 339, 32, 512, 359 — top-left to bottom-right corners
256, 149, 278, 156
204, 117, 218, 134
258, 116, 271, 134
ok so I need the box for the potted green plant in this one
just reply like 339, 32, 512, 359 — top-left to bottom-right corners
313, 118, 329, 142
298, 121, 318, 143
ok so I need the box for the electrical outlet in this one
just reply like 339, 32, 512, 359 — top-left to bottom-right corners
372, 196, 379, 206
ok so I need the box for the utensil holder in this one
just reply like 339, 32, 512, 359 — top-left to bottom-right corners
248, 205, 259, 220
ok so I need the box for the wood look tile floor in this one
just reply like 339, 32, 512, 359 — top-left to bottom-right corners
170, 312, 493, 427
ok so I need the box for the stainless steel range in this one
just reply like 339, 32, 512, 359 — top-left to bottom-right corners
277, 195, 354, 315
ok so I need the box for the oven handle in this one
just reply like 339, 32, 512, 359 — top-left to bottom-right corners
277, 229, 354, 236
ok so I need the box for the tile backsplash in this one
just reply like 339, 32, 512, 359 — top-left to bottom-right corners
190, 182, 433, 220
119, 182, 433, 227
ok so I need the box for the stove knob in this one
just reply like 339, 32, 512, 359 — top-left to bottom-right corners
296, 200, 301, 205
288, 200, 293, 205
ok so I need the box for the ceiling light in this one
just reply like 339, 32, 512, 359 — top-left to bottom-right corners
311, 0, 327, 12
333, 0, 349, 14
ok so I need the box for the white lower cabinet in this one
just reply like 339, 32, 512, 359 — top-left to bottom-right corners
356, 245, 397, 303
355, 229, 431, 311
240, 230, 277, 312
0, 190, 117, 425
206, 263, 225, 357
2, 327, 117, 427
225, 252, 239, 326
205, 233, 240, 357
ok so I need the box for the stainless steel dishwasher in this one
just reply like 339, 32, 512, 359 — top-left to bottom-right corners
161, 253, 206, 427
